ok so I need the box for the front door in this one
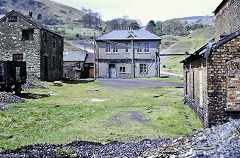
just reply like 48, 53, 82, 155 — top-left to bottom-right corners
109, 64, 116, 78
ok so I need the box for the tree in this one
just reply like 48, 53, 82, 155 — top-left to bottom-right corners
146, 20, 156, 33
128, 21, 140, 30
154, 21, 163, 36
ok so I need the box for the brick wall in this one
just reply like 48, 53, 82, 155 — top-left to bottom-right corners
207, 35, 240, 126
215, 0, 240, 41
226, 59, 240, 111
183, 57, 209, 127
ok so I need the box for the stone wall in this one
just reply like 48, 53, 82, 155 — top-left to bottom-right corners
215, 0, 240, 41
0, 13, 41, 79
0, 11, 63, 81
40, 30, 63, 81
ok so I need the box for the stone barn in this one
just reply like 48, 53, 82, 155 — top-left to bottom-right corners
0, 10, 63, 81
181, 0, 240, 127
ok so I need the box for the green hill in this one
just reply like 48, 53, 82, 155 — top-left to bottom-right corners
161, 27, 215, 74
0, 0, 106, 39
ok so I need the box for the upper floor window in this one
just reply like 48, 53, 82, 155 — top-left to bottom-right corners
137, 43, 142, 53
9, 16, 17, 22
144, 43, 150, 52
113, 44, 118, 53
13, 54, 23, 61
22, 29, 34, 40
126, 43, 129, 53
106, 43, 111, 53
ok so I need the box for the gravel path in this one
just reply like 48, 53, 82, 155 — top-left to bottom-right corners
98, 79, 183, 89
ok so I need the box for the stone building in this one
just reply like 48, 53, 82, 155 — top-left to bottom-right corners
181, 0, 240, 127
0, 10, 63, 81
95, 30, 161, 79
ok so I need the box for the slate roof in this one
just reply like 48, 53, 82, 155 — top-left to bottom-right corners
96, 29, 161, 41
0, 10, 63, 37
63, 51, 87, 62
85, 53, 95, 64
213, 0, 229, 13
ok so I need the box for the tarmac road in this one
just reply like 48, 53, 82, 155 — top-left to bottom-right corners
98, 79, 183, 89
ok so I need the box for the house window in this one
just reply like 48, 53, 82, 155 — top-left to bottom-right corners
119, 67, 126, 73
126, 43, 129, 53
106, 43, 111, 53
13, 54, 23, 61
22, 29, 34, 40
137, 43, 142, 53
140, 64, 147, 73
9, 16, 17, 22
144, 43, 150, 52
113, 44, 118, 53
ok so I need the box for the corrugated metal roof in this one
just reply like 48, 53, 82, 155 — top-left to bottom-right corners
96, 29, 161, 41
85, 53, 95, 64
63, 51, 87, 62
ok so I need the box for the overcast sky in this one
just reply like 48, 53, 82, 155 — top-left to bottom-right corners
52, 0, 222, 25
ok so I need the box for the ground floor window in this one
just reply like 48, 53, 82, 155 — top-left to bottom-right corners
140, 64, 147, 73
119, 67, 126, 73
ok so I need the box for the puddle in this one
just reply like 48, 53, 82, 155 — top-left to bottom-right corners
90, 98, 109, 102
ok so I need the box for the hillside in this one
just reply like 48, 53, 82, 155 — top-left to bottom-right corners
0, 0, 106, 39
173, 16, 214, 26
161, 27, 215, 74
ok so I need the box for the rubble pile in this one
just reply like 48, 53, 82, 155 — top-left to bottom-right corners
0, 139, 172, 158
22, 82, 47, 91
141, 120, 240, 157
0, 92, 26, 105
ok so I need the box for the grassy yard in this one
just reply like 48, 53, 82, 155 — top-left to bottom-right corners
0, 79, 201, 152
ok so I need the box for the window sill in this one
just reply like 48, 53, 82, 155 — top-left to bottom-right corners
119, 72, 127, 74
144, 52, 150, 54
113, 52, 119, 54
137, 52, 143, 54
106, 52, 112, 54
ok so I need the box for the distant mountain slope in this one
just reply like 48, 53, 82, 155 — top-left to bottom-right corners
0, 0, 106, 39
161, 27, 215, 74
173, 16, 214, 26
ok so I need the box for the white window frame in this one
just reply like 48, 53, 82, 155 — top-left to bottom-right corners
126, 43, 129, 53
106, 43, 111, 53
119, 67, 126, 73
137, 43, 142, 53
113, 43, 118, 53
144, 43, 150, 53
140, 64, 147, 73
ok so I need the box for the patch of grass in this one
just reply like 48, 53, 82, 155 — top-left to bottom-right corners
0, 80, 202, 152
64, 41, 80, 51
